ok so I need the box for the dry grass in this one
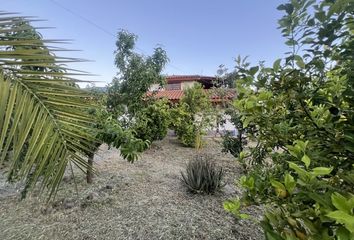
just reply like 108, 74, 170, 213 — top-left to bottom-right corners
0, 136, 263, 240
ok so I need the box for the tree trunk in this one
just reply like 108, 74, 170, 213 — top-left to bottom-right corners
86, 152, 94, 184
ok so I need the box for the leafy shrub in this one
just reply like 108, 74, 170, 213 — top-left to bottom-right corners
221, 107, 250, 158
92, 107, 150, 163
169, 103, 197, 147
224, 0, 354, 239
221, 132, 244, 157
170, 84, 214, 148
181, 155, 224, 194
133, 99, 170, 142
178, 123, 198, 147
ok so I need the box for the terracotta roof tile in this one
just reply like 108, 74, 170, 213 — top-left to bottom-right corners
146, 89, 236, 103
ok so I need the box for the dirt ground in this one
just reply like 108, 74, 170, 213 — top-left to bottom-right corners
0, 136, 263, 240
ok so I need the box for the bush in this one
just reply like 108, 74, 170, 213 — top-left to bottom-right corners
133, 99, 170, 142
224, 0, 354, 239
169, 102, 196, 147
221, 132, 244, 157
181, 155, 224, 194
170, 84, 214, 148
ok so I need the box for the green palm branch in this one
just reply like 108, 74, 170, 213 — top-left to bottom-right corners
0, 12, 97, 199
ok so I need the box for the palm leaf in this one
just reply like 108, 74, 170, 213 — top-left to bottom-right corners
0, 13, 97, 199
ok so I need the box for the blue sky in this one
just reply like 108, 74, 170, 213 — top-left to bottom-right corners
2, 0, 288, 86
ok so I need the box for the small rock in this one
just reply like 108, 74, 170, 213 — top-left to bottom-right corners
52, 197, 65, 209
105, 184, 113, 190
86, 192, 99, 201
80, 201, 89, 209
62, 176, 72, 183
223, 184, 236, 195
63, 198, 75, 209
40, 206, 54, 215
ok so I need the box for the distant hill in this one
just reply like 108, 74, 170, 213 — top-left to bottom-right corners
84, 86, 107, 93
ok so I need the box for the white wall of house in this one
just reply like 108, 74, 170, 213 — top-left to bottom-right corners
219, 115, 238, 136
181, 81, 196, 90
149, 84, 160, 91
194, 111, 238, 136
210, 112, 238, 136
150, 81, 198, 91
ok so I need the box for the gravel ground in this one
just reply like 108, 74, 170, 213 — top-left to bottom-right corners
0, 136, 263, 240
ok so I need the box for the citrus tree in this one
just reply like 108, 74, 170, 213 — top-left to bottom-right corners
170, 83, 214, 148
224, 0, 354, 239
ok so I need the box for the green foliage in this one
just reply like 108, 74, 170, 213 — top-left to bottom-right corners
0, 14, 97, 199
221, 108, 247, 158
132, 99, 170, 142
221, 132, 243, 157
89, 105, 149, 163
181, 155, 224, 194
224, 198, 250, 220
86, 88, 150, 162
224, 0, 354, 239
107, 30, 169, 114
169, 102, 196, 147
181, 83, 211, 113
170, 84, 214, 148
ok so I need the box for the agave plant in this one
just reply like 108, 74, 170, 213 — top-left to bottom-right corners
181, 155, 224, 194
0, 12, 97, 198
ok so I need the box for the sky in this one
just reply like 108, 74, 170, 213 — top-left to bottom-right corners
2, 0, 289, 87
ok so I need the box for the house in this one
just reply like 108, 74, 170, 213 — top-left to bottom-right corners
147, 75, 235, 104
148, 75, 237, 135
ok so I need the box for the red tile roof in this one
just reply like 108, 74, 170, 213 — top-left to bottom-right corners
166, 75, 216, 83
146, 89, 235, 103
147, 90, 184, 100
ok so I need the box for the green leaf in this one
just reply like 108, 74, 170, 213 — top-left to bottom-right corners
302, 37, 314, 44
327, 211, 354, 233
284, 173, 296, 194
223, 199, 241, 215
336, 227, 352, 240
242, 117, 252, 128
294, 55, 305, 68
273, 59, 281, 72
285, 39, 298, 46
332, 193, 352, 214
288, 162, 310, 181
311, 167, 333, 176
249, 66, 259, 76
315, 11, 326, 22
239, 213, 250, 219
307, 18, 315, 26
247, 177, 255, 189
287, 145, 300, 158
301, 154, 311, 169
270, 179, 286, 191
240, 176, 254, 190
270, 179, 287, 197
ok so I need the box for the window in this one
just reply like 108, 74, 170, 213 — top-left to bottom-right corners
166, 83, 181, 90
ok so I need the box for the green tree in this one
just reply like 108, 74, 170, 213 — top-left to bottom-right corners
224, 0, 354, 239
170, 83, 214, 148
84, 90, 149, 184
107, 30, 169, 115
0, 14, 150, 197
132, 99, 170, 142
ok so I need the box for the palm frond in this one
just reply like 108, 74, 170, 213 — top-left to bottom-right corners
0, 13, 97, 199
